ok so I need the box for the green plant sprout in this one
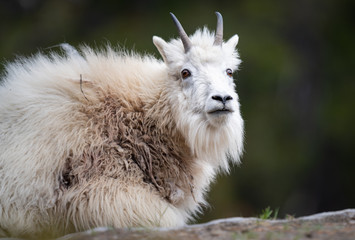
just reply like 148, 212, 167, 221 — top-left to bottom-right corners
259, 206, 279, 220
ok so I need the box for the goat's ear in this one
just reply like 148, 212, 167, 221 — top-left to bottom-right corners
153, 36, 169, 63
225, 34, 239, 49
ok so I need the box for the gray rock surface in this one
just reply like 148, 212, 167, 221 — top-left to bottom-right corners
1, 209, 354, 240
56, 209, 355, 240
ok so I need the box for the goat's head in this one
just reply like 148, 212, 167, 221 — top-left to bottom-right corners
153, 13, 241, 129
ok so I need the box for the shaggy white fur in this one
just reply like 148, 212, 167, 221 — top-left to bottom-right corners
0, 14, 243, 238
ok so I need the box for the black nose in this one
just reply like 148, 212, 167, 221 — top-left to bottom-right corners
211, 95, 233, 104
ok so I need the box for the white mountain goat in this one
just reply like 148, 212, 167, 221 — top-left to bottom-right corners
0, 12, 243, 238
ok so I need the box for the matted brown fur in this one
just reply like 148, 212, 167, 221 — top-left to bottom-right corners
61, 95, 194, 206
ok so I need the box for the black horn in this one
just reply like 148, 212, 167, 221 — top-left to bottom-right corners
170, 13, 192, 53
213, 12, 223, 46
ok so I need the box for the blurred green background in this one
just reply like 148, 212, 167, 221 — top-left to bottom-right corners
1, 0, 354, 222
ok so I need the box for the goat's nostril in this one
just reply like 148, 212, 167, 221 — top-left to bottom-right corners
212, 95, 223, 102
225, 96, 233, 101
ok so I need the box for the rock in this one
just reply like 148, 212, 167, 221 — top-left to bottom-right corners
2, 209, 355, 240
57, 209, 355, 240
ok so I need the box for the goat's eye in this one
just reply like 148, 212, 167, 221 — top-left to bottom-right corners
226, 68, 233, 77
181, 69, 191, 79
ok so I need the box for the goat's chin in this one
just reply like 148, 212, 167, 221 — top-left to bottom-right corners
206, 111, 233, 127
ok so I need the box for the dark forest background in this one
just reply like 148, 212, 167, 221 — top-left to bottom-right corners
0, 0, 354, 223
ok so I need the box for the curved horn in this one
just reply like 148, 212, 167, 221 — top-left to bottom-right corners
170, 12, 192, 53
213, 12, 223, 46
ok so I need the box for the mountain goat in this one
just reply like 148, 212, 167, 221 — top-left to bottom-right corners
0, 12, 244, 238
